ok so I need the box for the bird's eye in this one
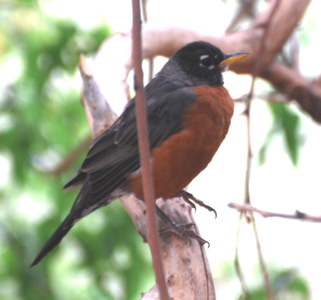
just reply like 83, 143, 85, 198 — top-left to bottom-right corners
199, 55, 214, 69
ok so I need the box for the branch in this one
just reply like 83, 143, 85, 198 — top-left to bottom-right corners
261, 62, 321, 122
229, 202, 321, 222
93, 0, 321, 123
79, 54, 117, 139
131, 0, 169, 298
234, 213, 252, 300
240, 1, 281, 299
226, 0, 256, 33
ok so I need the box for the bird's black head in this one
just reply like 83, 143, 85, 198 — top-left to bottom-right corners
172, 41, 225, 86
163, 41, 248, 87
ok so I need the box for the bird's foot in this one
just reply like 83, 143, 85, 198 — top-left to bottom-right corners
155, 205, 209, 247
160, 221, 210, 247
172, 190, 217, 217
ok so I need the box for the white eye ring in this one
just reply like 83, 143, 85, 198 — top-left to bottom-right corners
199, 55, 215, 69
200, 55, 209, 60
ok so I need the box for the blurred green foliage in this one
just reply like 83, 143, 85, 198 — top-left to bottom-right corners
240, 268, 310, 300
0, 1, 152, 299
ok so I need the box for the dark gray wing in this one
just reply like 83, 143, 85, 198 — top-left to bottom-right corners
30, 84, 197, 267
64, 84, 197, 195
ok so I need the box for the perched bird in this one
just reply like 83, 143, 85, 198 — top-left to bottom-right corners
31, 41, 248, 267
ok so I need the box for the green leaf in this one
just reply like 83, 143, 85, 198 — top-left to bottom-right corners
259, 101, 302, 166
258, 125, 276, 165
270, 102, 301, 166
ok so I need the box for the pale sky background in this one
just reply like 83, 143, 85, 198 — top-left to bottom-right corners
3, 0, 321, 299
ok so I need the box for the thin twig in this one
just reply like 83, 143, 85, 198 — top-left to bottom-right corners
289, 32, 300, 72
234, 212, 252, 300
226, 0, 256, 33
191, 211, 215, 300
251, 214, 274, 300
131, 1, 169, 299
229, 203, 321, 222
141, 0, 148, 23
141, 0, 154, 82
234, 93, 288, 104
240, 1, 282, 299
243, 0, 282, 203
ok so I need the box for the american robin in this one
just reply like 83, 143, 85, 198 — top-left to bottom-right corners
30, 41, 248, 267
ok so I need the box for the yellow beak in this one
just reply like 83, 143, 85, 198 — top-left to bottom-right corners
219, 52, 249, 68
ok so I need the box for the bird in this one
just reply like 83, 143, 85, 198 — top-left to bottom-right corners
30, 41, 248, 267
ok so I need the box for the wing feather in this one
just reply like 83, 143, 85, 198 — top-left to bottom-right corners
64, 84, 197, 200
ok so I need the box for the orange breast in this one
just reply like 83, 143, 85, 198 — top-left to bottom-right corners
129, 86, 234, 200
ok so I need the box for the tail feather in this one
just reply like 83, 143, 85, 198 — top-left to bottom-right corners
30, 180, 117, 267
30, 215, 76, 268
63, 172, 86, 191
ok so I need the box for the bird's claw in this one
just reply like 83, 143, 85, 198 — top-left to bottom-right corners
160, 221, 210, 247
172, 190, 217, 218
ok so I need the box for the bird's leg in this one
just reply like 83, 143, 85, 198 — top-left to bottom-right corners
172, 190, 217, 217
155, 205, 209, 247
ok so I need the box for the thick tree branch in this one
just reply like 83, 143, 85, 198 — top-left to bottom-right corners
93, 0, 320, 123
243, 0, 309, 71
79, 54, 117, 139
261, 62, 321, 121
